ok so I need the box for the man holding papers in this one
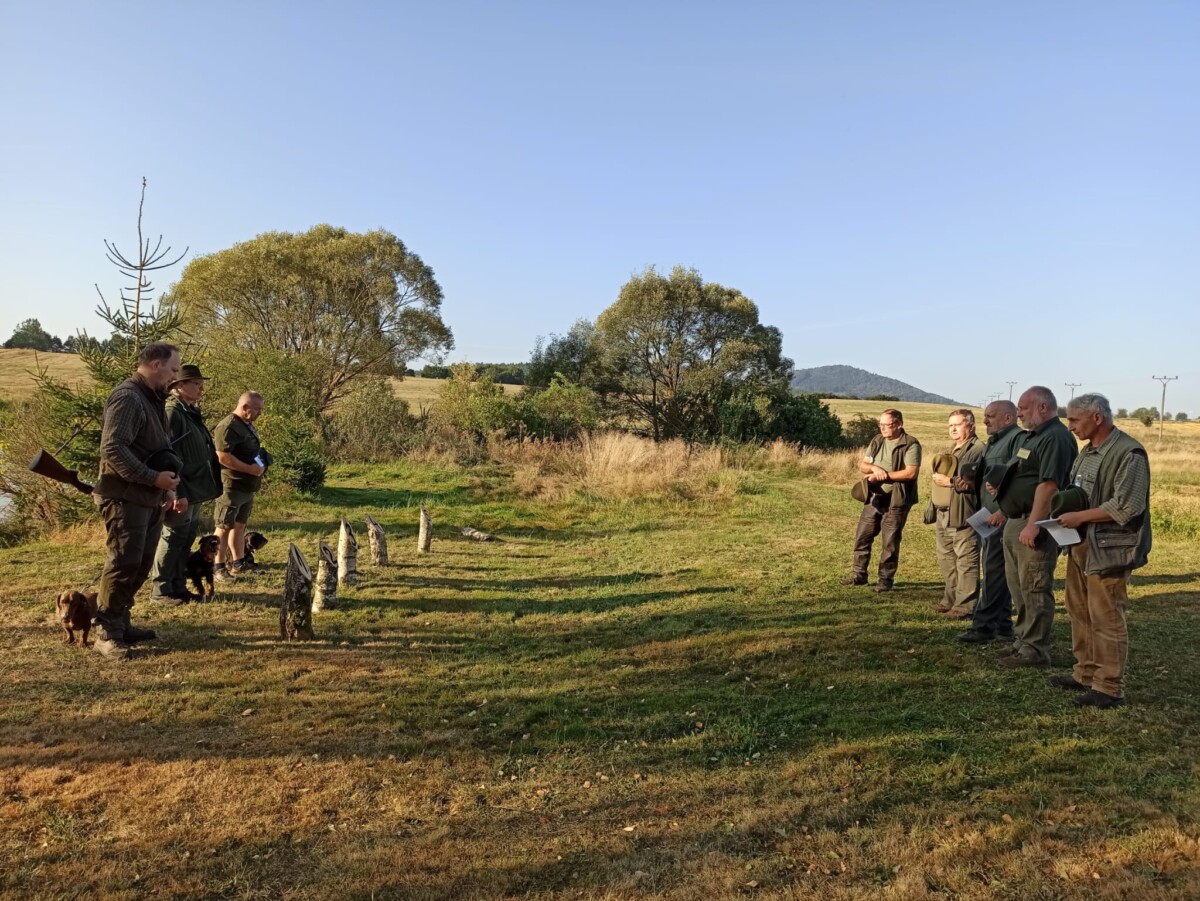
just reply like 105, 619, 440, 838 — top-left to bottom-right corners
213, 391, 267, 582
956, 401, 1026, 644
996, 387, 1078, 669
1049, 394, 1151, 708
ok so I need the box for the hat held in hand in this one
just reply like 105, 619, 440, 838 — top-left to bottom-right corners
851, 478, 873, 504
1050, 485, 1089, 519
930, 452, 958, 508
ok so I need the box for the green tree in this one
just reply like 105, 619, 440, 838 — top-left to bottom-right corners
1130, 407, 1158, 428
594, 266, 792, 441
718, 387, 844, 448
3, 318, 57, 351
527, 320, 605, 389
1175, 411, 1189, 422
1116, 407, 1128, 419
430, 364, 520, 444
168, 225, 453, 415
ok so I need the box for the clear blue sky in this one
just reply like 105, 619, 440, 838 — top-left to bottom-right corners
2, 2, 1197, 413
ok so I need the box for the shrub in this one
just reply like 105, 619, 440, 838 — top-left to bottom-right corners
842, 414, 880, 448
718, 388, 844, 449
522, 378, 599, 441
326, 378, 416, 462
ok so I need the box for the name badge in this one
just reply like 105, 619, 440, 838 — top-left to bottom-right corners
1016, 448, 1031, 460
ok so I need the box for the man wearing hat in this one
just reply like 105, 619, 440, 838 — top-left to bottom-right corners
956, 400, 1026, 643
1049, 393, 1151, 708
150, 364, 221, 604
996, 386, 1079, 669
213, 391, 267, 581
841, 408, 922, 592
90, 342, 182, 659
931, 409, 985, 618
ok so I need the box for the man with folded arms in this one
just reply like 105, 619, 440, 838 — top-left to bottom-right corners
956, 400, 1026, 643
1049, 393, 1151, 708
841, 409, 922, 593
996, 386, 1078, 669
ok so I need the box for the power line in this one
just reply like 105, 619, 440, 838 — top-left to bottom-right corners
1006, 381, 1018, 401
1065, 382, 1081, 402
1152, 376, 1178, 443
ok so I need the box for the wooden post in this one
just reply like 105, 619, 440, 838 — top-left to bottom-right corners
313, 540, 337, 611
417, 505, 432, 554
364, 514, 388, 566
338, 518, 358, 587
280, 543, 314, 641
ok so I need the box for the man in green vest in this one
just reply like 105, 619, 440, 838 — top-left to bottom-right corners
997, 386, 1078, 669
150, 364, 221, 604
213, 391, 266, 582
841, 408, 922, 592
956, 400, 1026, 643
1050, 393, 1151, 708
932, 409, 985, 618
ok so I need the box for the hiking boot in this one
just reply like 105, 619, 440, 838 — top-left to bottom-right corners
154, 593, 188, 607
955, 628, 995, 644
1048, 674, 1089, 691
940, 604, 975, 619
229, 560, 258, 577
931, 601, 953, 613
997, 652, 1049, 669
840, 575, 867, 586
214, 567, 237, 584
93, 624, 131, 660
1072, 689, 1125, 709
120, 611, 157, 644
873, 582, 893, 593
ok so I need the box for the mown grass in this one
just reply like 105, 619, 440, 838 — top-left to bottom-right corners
1, 440, 1197, 899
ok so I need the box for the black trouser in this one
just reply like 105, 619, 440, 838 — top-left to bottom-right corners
969, 531, 1013, 636
851, 496, 911, 586
96, 498, 163, 638
152, 503, 200, 598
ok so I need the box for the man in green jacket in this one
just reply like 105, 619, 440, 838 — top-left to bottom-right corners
1051, 393, 1151, 708
956, 400, 1026, 643
932, 409, 985, 618
150, 364, 221, 604
92, 342, 181, 659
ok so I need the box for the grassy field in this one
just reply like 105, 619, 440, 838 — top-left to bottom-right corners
0, 348, 519, 409
0, 430, 1197, 898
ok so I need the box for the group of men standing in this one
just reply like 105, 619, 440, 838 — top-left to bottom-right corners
90, 342, 268, 660
844, 386, 1153, 709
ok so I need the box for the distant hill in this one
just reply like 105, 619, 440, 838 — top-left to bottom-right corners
790, 365, 960, 405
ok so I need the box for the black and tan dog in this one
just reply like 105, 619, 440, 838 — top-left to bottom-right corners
185, 535, 222, 598
243, 531, 269, 567
56, 590, 98, 647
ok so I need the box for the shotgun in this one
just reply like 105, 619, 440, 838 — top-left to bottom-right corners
28, 450, 94, 495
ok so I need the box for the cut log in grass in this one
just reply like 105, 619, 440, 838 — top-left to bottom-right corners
338, 517, 358, 586
417, 505, 432, 554
461, 526, 494, 542
279, 543, 314, 641
313, 540, 337, 611
365, 514, 388, 565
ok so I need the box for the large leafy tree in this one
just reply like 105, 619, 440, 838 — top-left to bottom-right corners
168, 225, 453, 414
594, 266, 793, 441
4, 318, 60, 352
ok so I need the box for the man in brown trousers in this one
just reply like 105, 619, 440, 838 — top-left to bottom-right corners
931, 409, 985, 618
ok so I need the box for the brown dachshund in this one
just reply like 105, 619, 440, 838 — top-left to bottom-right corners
57, 590, 98, 647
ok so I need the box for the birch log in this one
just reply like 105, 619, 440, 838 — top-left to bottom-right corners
280, 543, 314, 641
417, 505, 433, 554
364, 514, 388, 566
313, 540, 338, 611
338, 518, 358, 587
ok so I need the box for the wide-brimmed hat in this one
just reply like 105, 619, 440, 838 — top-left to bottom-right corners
170, 364, 209, 386
1050, 485, 1089, 519
931, 453, 958, 476
145, 447, 183, 475
851, 478, 872, 504
983, 461, 1018, 499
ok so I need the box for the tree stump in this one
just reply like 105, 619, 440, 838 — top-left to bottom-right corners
364, 514, 388, 566
417, 505, 432, 555
313, 540, 337, 611
280, 543, 314, 641
338, 518, 358, 587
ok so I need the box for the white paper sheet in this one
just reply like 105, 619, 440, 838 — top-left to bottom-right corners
1035, 518, 1081, 547
967, 507, 1000, 539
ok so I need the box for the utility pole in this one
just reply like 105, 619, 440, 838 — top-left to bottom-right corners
1006, 381, 1018, 401
1152, 376, 1178, 442
1065, 382, 1081, 402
